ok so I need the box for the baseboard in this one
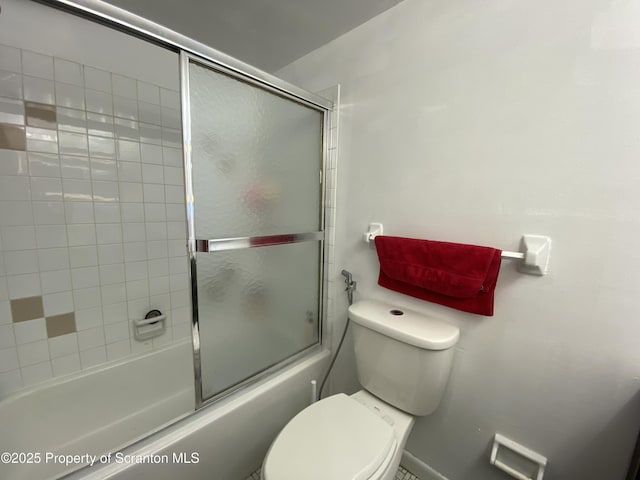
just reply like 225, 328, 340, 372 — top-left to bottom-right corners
402, 450, 450, 480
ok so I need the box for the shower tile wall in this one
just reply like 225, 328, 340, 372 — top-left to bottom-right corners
0, 44, 190, 396
319, 84, 339, 354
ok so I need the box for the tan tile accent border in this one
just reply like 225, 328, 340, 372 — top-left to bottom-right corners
25, 102, 57, 129
0, 123, 26, 151
46, 312, 76, 338
10, 296, 44, 322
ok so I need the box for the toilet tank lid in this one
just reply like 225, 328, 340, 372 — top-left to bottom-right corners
348, 300, 460, 350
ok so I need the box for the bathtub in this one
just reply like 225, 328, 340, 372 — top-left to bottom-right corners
0, 340, 195, 480
63, 348, 330, 480
1, 339, 329, 480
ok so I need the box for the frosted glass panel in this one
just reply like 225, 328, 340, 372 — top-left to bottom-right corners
188, 59, 324, 402
189, 61, 323, 238
197, 241, 320, 398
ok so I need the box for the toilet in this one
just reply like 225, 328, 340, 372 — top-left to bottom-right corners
262, 299, 460, 480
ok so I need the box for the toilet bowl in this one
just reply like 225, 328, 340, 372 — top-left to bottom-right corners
262, 300, 459, 480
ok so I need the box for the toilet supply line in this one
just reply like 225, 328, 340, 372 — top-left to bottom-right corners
317, 269, 356, 400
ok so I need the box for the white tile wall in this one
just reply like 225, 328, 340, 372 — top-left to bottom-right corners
54, 59, 83, 87
48, 333, 78, 358
0, 45, 22, 73
320, 86, 339, 361
23, 76, 54, 105
21, 361, 52, 386
0, 43, 188, 397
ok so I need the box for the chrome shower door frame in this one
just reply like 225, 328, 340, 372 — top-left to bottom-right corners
182, 52, 330, 408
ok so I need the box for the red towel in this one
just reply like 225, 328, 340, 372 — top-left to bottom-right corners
374, 236, 502, 316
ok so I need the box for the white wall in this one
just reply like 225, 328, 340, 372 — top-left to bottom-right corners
277, 0, 640, 478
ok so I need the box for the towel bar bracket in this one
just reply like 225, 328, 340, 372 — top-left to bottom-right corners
517, 234, 551, 276
363, 223, 383, 244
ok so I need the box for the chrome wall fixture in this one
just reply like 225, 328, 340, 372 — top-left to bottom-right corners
46, 0, 334, 408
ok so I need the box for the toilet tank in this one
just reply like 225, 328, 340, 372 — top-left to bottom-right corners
348, 300, 459, 416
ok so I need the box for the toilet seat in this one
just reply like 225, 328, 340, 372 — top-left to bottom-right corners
262, 393, 397, 480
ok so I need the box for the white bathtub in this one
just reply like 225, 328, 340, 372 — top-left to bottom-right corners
62, 349, 330, 480
0, 341, 195, 480
0, 340, 329, 480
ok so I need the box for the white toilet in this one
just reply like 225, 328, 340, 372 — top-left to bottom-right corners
262, 299, 460, 480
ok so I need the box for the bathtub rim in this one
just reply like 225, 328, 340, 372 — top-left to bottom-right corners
0, 338, 193, 407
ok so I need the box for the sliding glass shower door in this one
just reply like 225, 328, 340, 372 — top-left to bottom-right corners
182, 54, 326, 403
